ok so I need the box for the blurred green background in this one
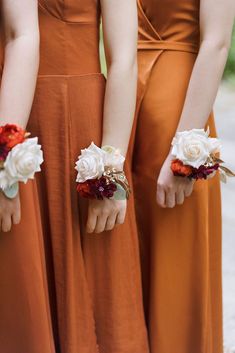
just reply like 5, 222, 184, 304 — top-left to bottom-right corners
224, 25, 235, 82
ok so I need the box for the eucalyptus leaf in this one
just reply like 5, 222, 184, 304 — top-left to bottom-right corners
3, 182, 19, 199
113, 183, 127, 201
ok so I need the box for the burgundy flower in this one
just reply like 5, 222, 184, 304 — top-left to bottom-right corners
0, 144, 10, 162
77, 177, 117, 200
89, 177, 117, 200
189, 163, 220, 180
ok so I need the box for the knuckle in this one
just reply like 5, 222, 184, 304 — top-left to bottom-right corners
157, 182, 164, 189
166, 184, 173, 192
90, 207, 98, 216
101, 209, 109, 217
110, 207, 117, 214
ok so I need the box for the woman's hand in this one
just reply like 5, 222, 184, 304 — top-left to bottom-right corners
157, 154, 194, 208
86, 198, 126, 234
0, 192, 21, 232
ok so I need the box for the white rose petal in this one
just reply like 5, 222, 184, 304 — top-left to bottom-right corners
208, 138, 222, 154
75, 142, 105, 183
102, 145, 125, 169
171, 129, 221, 168
4, 137, 44, 186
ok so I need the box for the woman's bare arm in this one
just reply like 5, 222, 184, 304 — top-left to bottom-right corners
100, 0, 138, 156
177, 0, 235, 131
157, 0, 235, 209
86, 0, 138, 234
0, 0, 39, 232
0, 0, 39, 127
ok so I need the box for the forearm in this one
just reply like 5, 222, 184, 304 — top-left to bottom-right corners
101, 59, 137, 157
176, 40, 230, 132
0, 33, 39, 128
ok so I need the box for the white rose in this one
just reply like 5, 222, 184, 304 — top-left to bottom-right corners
102, 145, 125, 170
75, 142, 105, 183
171, 128, 221, 168
4, 137, 44, 186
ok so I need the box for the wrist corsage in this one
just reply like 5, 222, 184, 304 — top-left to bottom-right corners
170, 128, 235, 182
75, 142, 130, 200
0, 124, 43, 198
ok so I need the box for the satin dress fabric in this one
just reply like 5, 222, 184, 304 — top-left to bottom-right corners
0, 2, 149, 353
132, 1, 223, 353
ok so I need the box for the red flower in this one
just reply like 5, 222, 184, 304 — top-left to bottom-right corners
0, 145, 10, 161
77, 181, 96, 199
171, 159, 193, 177
0, 124, 26, 149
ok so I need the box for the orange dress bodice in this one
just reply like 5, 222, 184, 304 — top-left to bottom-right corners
37, 0, 101, 75
139, 0, 200, 44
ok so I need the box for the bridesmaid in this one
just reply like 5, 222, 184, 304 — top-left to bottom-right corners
133, 0, 235, 353
0, 2, 55, 353
0, 0, 149, 353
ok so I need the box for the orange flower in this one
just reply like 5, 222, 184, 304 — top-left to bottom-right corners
0, 124, 26, 149
171, 159, 193, 177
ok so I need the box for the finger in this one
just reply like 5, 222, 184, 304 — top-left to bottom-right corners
176, 190, 185, 205
94, 214, 108, 234
1, 215, 12, 233
105, 213, 118, 231
156, 185, 166, 208
116, 208, 126, 225
86, 209, 98, 234
166, 191, 176, 208
185, 182, 194, 197
12, 208, 21, 225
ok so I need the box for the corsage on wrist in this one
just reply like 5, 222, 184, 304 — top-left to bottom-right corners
0, 124, 44, 198
170, 128, 235, 182
75, 142, 130, 200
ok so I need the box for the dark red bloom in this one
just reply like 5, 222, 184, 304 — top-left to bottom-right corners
90, 177, 117, 199
0, 144, 10, 161
77, 177, 117, 200
189, 163, 220, 180
0, 124, 26, 149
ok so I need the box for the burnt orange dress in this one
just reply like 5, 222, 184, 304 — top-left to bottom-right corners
0, 1, 149, 353
133, 1, 223, 353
